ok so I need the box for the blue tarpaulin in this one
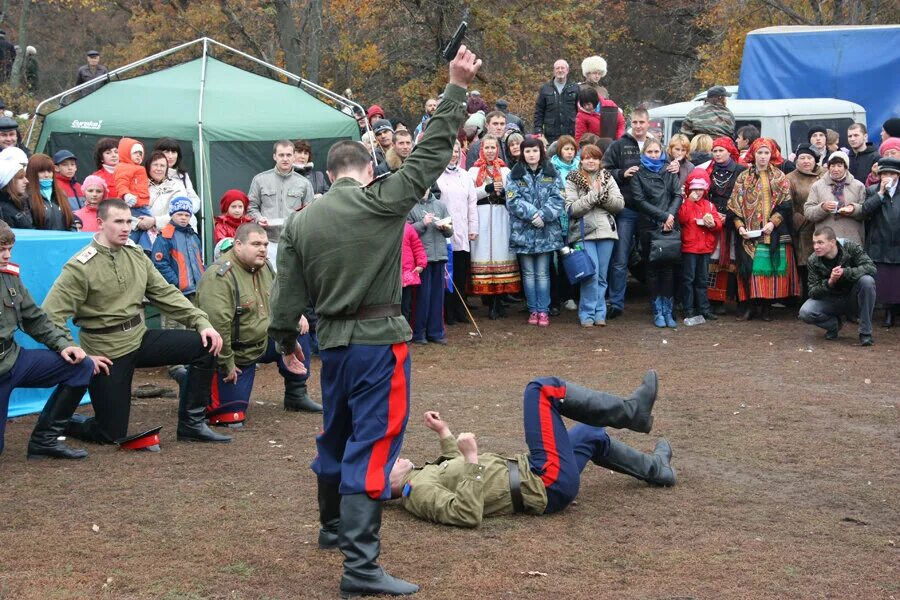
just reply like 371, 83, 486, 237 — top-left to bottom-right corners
6, 229, 93, 418
739, 26, 900, 137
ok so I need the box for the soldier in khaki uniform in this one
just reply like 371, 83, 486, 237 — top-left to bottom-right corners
390, 373, 675, 528
195, 223, 318, 427
40, 199, 231, 447
0, 222, 95, 459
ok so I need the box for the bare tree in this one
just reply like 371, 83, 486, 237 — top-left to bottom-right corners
9, 0, 28, 88
272, 0, 301, 74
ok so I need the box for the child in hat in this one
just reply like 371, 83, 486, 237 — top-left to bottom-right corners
678, 168, 722, 321
113, 137, 154, 249
214, 189, 254, 244
52, 150, 84, 211
73, 175, 106, 233
151, 197, 204, 299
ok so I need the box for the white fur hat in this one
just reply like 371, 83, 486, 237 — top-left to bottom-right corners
581, 55, 607, 78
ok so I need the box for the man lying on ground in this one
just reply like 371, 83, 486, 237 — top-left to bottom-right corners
361, 372, 673, 529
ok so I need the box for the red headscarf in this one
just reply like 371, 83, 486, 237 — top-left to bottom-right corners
741, 137, 783, 167
712, 137, 740, 163
472, 138, 507, 187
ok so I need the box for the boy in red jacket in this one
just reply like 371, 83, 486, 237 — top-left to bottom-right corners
214, 189, 254, 244
678, 168, 722, 321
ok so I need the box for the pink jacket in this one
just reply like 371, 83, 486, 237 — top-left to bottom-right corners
401, 223, 427, 287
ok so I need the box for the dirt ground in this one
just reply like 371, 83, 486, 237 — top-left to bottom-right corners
1, 289, 898, 600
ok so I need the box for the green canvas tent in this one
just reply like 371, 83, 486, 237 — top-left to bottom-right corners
32, 41, 360, 256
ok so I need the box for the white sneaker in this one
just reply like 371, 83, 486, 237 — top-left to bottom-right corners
564, 299, 577, 311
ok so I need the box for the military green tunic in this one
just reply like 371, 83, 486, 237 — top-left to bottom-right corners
400, 436, 548, 528
0, 263, 74, 376
42, 238, 212, 359
268, 83, 469, 352
195, 250, 274, 374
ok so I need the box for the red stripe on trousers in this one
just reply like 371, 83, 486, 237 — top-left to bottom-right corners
365, 342, 410, 499
537, 384, 566, 487
209, 374, 221, 411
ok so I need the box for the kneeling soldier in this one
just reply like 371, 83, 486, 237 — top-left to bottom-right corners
41, 199, 230, 447
195, 223, 318, 427
0, 222, 96, 459
382, 372, 674, 528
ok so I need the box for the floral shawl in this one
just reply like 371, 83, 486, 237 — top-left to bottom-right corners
726, 163, 791, 261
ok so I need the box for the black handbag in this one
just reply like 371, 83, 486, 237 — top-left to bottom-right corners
561, 219, 596, 285
647, 229, 681, 264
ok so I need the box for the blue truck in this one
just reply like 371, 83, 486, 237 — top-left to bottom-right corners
738, 25, 900, 137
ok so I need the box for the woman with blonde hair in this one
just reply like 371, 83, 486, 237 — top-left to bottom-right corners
665, 133, 694, 185
689, 134, 714, 167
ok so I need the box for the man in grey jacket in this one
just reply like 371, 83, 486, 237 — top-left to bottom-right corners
247, 140, 314, 265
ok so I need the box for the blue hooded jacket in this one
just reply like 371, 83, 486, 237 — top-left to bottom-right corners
505, 161, 565, 254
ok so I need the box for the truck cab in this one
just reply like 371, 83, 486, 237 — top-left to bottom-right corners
649, 97, 866, 153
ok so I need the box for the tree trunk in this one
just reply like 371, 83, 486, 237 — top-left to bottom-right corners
272, 0, 301, 75
306, 0, 322, 83
9, 0, 28, 89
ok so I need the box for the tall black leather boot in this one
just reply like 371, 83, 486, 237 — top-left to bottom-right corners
487, 296, 500, 320
27, 385, 90, 459
284, 380, 323, 413
176, 366, 231, 443
558, 370, 658, 433
593, 438, 676, 486
883, 305, 895, 328
338, 493, 419, 598
318, 479, 341, 550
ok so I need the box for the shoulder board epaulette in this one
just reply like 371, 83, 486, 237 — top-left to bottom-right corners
124, 239, 140, 248
216, 261, 233, 277
363, 172, 392, 188
0, 262, 20, 276
75, 247, 98, 264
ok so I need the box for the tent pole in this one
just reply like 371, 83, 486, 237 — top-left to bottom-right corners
26, 37, 209, 146
197, 38, 210, 260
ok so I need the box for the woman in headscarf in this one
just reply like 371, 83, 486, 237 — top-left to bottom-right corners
705, 136, 746, 314
467, 135, 520, 319
727, 138, 801, 321
785, 144, 824, 299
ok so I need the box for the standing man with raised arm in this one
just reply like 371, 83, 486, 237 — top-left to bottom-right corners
269, 46, 482, 598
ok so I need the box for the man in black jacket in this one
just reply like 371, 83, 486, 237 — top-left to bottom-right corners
799, 226, 877, 346
602, 108, 651, 319
532, 60, 578, 144
847, 123, 880, 184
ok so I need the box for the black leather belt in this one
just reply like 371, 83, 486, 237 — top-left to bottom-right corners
80, 314, 143, 335
332, 303, 401, 321
507, 458, 525, 514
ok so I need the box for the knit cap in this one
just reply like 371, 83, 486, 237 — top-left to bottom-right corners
0, 158, 21, 188
81, 174, 107, 195
169, 196, 193, 216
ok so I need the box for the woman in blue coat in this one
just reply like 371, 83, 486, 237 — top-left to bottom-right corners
506, 137, 565, 326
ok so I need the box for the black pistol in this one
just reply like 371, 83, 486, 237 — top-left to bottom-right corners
442, 9, 469, 62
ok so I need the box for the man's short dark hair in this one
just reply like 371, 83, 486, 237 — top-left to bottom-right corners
485, 111, 506, 124
577, 85, 599, 107
327, 141, 373, 174
273, 139, 294, 153
848, 122, 867, 135
813, 226, 837, 240
393, 129, 413, 143
98, 198, 130, 220
235, 222, 267, 243
737, 125, 760, 144
0, 222, 15, 246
